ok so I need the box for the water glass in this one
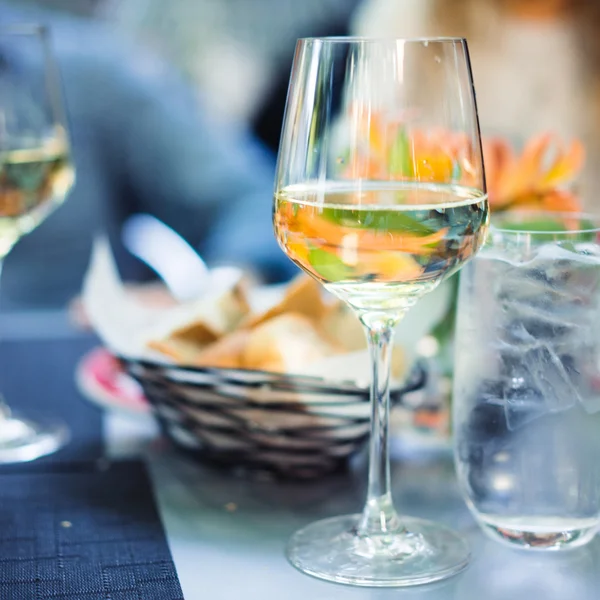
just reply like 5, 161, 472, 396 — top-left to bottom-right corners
453, 212, 600, 550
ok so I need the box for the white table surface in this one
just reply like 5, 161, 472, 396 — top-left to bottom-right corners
105, 411, 600, 600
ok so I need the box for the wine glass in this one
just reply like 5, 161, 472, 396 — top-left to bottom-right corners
273, 38, 488, 586
0, 25, 75, 462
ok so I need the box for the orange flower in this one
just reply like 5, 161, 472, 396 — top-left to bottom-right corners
342, 107, 478, 186
482, 134, 584, 212
285, 209, 447, 255
341, 106, 585, 214
354, 251, 424, 282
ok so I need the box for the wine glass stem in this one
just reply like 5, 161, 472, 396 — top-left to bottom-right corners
357, 314, 403, 537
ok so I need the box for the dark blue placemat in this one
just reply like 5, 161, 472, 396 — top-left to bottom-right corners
0, 460, 184, 600
0, 336, 104, 468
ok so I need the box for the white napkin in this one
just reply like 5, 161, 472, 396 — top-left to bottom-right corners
82, 237, 160, 357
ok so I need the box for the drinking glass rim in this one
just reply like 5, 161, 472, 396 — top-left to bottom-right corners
491, 210, 600, 235
297, 36, 467, 45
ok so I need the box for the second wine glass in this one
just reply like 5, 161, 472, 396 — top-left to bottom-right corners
273, 37, 488, 586
0, 25, 75, 462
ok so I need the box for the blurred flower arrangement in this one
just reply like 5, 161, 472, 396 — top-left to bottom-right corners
341, 106, 584, 214
336, 107, 586, 358
482, 133, 584, 213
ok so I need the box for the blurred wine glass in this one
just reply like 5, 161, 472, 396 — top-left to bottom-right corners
0, 25, 75, 462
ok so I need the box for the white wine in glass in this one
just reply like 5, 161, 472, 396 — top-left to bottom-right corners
0, 25, 75, 463
273, 38, 488, 587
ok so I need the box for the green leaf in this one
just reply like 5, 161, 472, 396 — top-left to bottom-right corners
320, 207, 436, 235
308, 248, 352, 282
389, 128, 413, 178
579, 218, 596, 232
498, 218, 567, 233
366, 211, 435, 234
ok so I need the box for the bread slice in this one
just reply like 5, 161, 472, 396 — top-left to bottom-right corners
147, 337, 208, 364
242, 312, 340, 373
146, 283, 251, 357
242, 275, 328, 329
168, 284, 250, 342
192, 329, 251, 369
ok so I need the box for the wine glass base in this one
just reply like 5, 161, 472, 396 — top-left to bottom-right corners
286, 514, 470, 587
0, 413, 68, 463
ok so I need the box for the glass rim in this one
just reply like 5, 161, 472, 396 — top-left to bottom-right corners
0, 23, 48, 36
297, 35, 467, 45
491, 210, 600, 235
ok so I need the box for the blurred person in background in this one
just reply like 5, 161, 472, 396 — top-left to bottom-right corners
354, 0, 600, 208
0, 0, 302, 310
103, 0, 363, 152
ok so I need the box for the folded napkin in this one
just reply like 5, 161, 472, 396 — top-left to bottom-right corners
0, 460, 184, 600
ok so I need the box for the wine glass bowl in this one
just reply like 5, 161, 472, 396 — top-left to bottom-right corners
0, 26, 73, 253
275, 181, 487, 315
273, 37, 488, 587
